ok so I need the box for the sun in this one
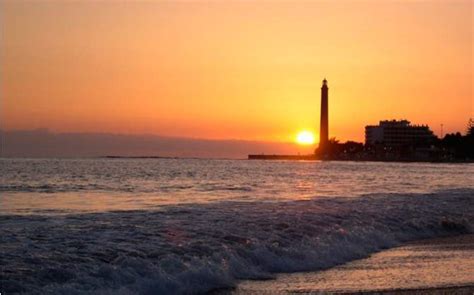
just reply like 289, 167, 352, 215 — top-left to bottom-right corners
296, 131, 316, 145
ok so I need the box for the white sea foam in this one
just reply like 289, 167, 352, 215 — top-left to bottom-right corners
1, 189, 473, 294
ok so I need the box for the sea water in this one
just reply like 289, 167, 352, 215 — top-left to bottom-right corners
1, 158, 473, 294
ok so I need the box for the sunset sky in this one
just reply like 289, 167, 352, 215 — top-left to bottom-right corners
1, 0, 472, 144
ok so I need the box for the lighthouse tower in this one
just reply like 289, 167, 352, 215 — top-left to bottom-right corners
319, 78, 329, 151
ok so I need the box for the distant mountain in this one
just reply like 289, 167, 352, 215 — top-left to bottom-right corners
0, 129, 312, 159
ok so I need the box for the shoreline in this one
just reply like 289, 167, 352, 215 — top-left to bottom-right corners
226, 234, 474, 294
348, 285, 474, 295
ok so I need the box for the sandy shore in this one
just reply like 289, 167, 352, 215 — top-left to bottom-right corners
226, 234, 474, 294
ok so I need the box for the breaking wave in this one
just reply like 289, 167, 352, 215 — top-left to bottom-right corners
1, 189, 473, 294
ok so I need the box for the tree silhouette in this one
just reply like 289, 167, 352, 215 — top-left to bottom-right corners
467, 118, 474, 137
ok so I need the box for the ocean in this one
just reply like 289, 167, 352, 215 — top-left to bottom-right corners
1, 158, 473, 294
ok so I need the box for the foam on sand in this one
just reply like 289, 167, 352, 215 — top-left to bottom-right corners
232, 234, 474, 294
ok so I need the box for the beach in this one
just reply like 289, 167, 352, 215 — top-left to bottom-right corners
1, 159, 473, 294
231, 234, 474, 294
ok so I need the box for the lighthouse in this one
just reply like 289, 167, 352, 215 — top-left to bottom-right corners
319, 78, 329, 151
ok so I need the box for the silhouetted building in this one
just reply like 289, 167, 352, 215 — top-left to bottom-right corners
319, 79, 329, 150
365, 120, 436, 147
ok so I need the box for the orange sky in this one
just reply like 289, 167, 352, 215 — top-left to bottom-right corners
1, 0, 472, 144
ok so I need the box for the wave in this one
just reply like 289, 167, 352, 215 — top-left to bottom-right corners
0, 184, 106, 193
0, 184, 254, 194
1, 189, 473, 294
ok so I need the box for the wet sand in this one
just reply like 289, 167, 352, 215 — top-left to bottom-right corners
229, 234, 474, 294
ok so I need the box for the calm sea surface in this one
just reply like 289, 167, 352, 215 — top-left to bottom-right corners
1, 158, 473, 294
1, 158, 472, 214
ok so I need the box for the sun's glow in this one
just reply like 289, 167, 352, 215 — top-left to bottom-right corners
296, 131, 316, 145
